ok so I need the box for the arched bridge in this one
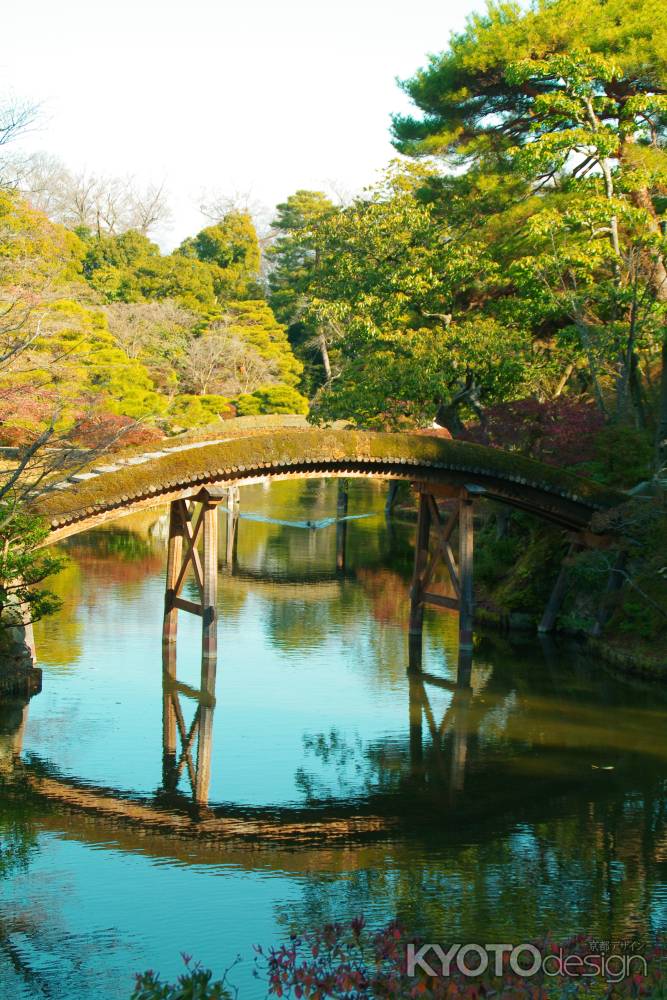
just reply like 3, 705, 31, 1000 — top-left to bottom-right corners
35, 429, 621, 541
31, 427, 623, 664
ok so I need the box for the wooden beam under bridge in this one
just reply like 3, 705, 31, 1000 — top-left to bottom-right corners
409, 486, 475, 651
163, 482, 479, 694
163, 491, 225, 663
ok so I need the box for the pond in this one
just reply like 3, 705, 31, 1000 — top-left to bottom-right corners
0, 479, 665, 999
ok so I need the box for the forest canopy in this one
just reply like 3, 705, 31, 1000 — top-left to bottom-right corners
0, 0, 665, 474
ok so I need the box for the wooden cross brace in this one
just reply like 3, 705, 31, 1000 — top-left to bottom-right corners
163, 495, 220, 661
409, 488, 475, 650
162, 644, 216, 806
408, 669, 472, 793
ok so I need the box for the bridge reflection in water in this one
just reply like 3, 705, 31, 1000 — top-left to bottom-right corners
161, 642, 216, 810
159, 636, 475, 819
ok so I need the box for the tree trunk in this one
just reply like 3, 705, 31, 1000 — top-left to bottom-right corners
629, 351, 648, 430
435, 400, 466, 435
435, 375, 485, 436
657, 337, 667, 475
630, 191, 667, 469
624, 179, 667, 466
319, 331, 332, 383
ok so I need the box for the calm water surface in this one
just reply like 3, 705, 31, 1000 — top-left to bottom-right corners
0, 479, 665, 999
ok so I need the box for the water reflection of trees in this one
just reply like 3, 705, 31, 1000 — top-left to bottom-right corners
33, 479, 459, 683
278, 779, 666, 945
33, 559, 84, 667
0, 701, 38, 882
283, 644, 667, 943
16, 480, 667, 956
3, 642, 667, 958
33, 512, 168, 667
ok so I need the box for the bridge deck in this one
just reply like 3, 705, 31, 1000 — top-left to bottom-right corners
32, 428, 624, 542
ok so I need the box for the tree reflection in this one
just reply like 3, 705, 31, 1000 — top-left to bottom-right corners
16, 479, 667, 961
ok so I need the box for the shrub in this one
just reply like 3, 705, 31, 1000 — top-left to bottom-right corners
475, 532, 522, 588
589, 424, 653, 488
168, 394, 232, 429
133, 920, 667, 1000
132, 956, 233, 999
460, 398, 605, 467
234, 385, 309, 417
233, 393, 262, 417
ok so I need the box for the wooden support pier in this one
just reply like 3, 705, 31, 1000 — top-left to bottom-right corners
409, 486, 476, 652
336, 479, 349, 572
225, 486, 240, 569
162, 481, 478, 741
163, 492, 225, 662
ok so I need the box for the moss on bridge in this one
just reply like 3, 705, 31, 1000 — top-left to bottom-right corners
33, 430, 624, 536
110, 413, 318, 461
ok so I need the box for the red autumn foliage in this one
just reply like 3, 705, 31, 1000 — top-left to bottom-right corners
133, 920, 666, 999
253, 920, 664, 1000
0, 393, 59, 447
71, 413, 164, 450
459, 398, 605, 467
356, 567, 409, 625
0, 390, 163, 453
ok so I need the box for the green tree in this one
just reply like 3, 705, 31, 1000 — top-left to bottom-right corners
393, 0, 667, 465
81, 229, 219, 312
29, 300, 168, 421
268, 190, 337, 390
305, 165, 529, 427
0, 497, 63, 633
221, 299, 303, 388
178, 210, 262, 301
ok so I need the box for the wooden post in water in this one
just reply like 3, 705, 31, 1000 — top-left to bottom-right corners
163, 502, 184, 644
457, 645, 473, 684
409, 491, 431, 636
408, 487, 475, 653
408, 671, 424, 777
194, 703, 214, 807
159, 637, 218, 808
225, 487, 239, 569
336, 478, 349, 572
201, 500, 218, 664
161, 643, 177, 793
458, 497, 474, 651
385, 480, 400, 517
216, 505, 226, 569
162, 491, 222, 669
196, 654, 216, 808
449, 686, 471, 797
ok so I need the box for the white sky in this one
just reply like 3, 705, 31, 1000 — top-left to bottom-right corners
1, 0, 479, 248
